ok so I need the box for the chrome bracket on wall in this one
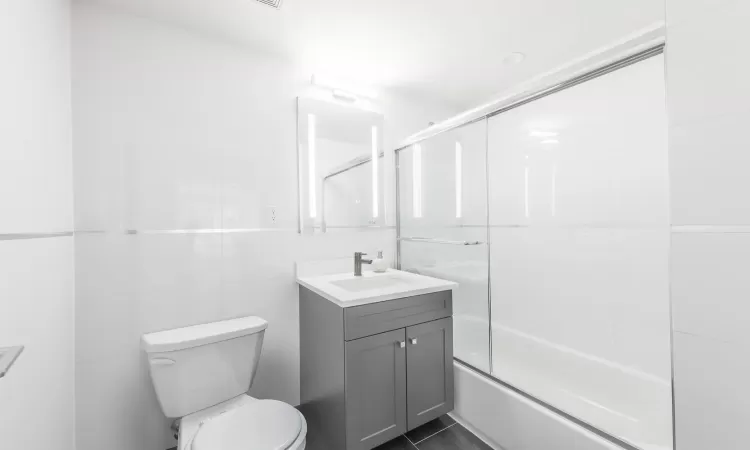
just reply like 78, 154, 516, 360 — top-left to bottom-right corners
0, 346, 24, 379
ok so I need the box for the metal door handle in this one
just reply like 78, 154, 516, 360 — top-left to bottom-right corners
409, 338, 418, 345
397, 341, 405, 348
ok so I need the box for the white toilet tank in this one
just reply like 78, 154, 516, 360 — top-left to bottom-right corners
142, 316, 268, 418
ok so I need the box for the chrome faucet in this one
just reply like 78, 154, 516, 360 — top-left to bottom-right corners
354, 252, 373, 276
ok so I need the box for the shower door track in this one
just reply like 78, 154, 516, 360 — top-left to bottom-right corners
393, 43, 664, 154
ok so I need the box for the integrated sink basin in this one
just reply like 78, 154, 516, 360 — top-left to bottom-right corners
297, 269, 456, 307
330, 274, 411, 292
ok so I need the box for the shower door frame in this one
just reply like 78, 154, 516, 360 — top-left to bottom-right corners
394, 43, 669, 450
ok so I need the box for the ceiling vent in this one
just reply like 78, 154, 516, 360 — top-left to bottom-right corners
255, 0, 283, 9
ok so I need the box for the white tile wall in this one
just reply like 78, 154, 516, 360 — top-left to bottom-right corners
668, 1, 750, 448
672, 233, 750, 345
667, 0, 750, 227
75, 353, 153, 450
71, 4, 458, 450
666, 3, 750, 129
672, 332, 750, 450
74, 234, 136, 364
670, 116, 750, 225
0, 1, 74, 235
0, 238, 75, 450
0, 2, 75, 450
666, 0, 738, 25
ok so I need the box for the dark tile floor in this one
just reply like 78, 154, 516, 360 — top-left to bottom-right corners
298, 403, 493, 450
375, 415, 493, 450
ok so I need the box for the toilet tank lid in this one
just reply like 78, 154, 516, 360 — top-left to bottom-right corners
142, 316, 268, 353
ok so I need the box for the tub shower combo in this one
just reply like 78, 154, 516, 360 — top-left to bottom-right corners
395, 44, 672, 450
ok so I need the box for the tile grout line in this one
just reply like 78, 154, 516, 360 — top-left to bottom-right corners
413, 422, 457, 446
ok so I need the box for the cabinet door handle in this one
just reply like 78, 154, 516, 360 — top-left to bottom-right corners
397, 341, 405, 348
409, 338, 418, 345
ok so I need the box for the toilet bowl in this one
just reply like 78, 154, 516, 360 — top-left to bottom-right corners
180, 395, 306, 450
142, 316, 306, 450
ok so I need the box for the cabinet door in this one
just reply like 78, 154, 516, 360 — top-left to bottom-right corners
345, 328, 407, 450
406, 317, 454, 430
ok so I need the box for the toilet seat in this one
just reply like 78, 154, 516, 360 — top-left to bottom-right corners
191, 399, 303, 450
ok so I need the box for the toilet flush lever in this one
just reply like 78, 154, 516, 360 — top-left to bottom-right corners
151, 357, 176, 366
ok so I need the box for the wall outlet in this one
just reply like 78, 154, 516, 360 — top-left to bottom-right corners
264, 205, 278, 227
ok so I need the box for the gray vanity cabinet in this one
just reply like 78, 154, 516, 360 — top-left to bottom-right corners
406, 317, 454, 430
345, 328, 407, 449
299, 286, 454, 450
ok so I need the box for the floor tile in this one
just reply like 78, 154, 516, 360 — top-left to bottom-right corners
296, 404, 327, 450
375, 435, 418, 449
416, 423, 493, 450
405, 415, 457, 443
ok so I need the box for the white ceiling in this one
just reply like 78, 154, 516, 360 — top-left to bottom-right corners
86, 0, 664, 109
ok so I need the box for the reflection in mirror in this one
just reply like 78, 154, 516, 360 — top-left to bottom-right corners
297, 97, 385, 233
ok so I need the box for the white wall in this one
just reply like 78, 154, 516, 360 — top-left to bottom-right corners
667, 2, 750, 449
71, 3, 457, 450
0, 1, 75, 450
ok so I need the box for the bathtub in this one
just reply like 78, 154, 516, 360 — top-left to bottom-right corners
452, 314, 672, 450
411, 262, 672, 450
452, 360, 624, 450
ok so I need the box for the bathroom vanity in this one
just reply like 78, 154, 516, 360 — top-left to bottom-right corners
297, 269, 456, 450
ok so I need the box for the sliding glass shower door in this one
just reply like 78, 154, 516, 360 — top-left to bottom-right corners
487, 54, 671, 450
397, 50, 673, 450
397, 119, 490, 373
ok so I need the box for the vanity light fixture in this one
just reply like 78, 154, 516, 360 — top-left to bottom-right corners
311, 74, 378, 100
372, 126, 379, 218
308, 113, 317, 218
455, 141, 463, 219
413, 144, 423, 218
332, 89, 358, 103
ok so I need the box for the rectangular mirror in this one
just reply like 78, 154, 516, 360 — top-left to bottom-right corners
297, 97, 385, 233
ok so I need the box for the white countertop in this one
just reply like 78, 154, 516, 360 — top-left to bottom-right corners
297, 269, 457, 308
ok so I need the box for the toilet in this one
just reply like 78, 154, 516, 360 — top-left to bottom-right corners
142, 316, 306, 450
